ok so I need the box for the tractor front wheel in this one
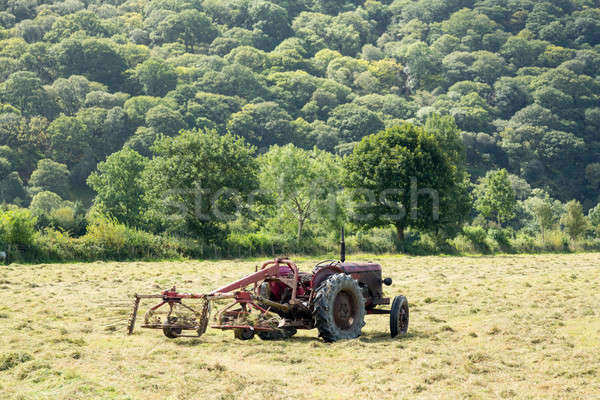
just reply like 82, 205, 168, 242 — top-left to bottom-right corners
390, 295, 409, 338
312, 274, 365, 342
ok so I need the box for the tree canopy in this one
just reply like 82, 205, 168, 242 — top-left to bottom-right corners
0, 0, 599, 251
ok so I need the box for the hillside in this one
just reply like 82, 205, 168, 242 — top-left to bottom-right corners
0, 0, 600, 257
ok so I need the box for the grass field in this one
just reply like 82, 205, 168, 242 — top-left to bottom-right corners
1, 254, 599, 400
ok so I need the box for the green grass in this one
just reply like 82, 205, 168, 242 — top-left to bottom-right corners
0, 254, 599, 399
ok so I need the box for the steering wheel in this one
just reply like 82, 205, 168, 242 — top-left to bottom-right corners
312, 259, 339, 273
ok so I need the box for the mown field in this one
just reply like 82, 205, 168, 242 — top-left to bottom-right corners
1, 254, 599, 400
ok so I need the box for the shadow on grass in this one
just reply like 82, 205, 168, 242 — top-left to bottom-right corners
168, 329, 432, 346
359, 329, 432, 343
174, 338, 205, 346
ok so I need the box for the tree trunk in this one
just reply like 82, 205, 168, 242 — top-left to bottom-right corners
396, 224, 405, 242
395, 224, 405, 253
297, 218, 304, 245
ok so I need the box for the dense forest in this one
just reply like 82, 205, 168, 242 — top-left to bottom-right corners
1, 0, 600, 261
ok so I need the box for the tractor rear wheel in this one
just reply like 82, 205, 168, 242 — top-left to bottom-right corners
257, 327, 297, 341
162, 316, 182, 339
390, 295, 409, 338
312, 273, 365, 342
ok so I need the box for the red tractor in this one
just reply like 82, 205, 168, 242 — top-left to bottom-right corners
128, 232, 409, 342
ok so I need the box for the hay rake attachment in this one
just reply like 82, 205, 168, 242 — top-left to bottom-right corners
127, 259, 302, 339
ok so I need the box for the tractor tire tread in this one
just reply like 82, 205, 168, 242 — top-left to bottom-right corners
390, 295, 409, 338
312, 273, 365, 342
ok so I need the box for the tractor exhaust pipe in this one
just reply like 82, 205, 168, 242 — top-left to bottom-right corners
340, 227, 345, 263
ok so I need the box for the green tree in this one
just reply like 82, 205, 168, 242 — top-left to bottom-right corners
123, 96, 169, 126
156, 9, 218, 52
522, 189, 561, 239
44, 11, 110, 42
186, 92, 242, 130
0, 71, 56, 117
134, 58, 177, 97
227, 102, 296, 148
344, 123, 469, 242
28, 159, 70, 198
143, 129, 258, 240
226, 46, 270, 72
0, 152, 26, 204
49, 75, 101, 116
29, 191, 68, 215
400, 41, 441, 91
259, 144, 342, 243
87, 148, 149, 228
493, 77, 530, 118
54, 38, 127, 90
560, 200, 589, 240
500, 36, 547, 68
198, 63, 269, 99
474, 169, 517, 225
327, 103, 384, 143
588, 204, 600, 237
47, 115, 90, 168
145, 105, 186, 136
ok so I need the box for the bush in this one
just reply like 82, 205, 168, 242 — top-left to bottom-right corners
511, 232, 536, 253
404, 233, 441, 255
79, 217, 180, 260
35, 228, 76, 261
449, 234, 472, 253
351, 228, 398, 254
582, 238, 600, 252
49, 206, 87, 236
227, 231, 291, 257
543, 230, 571, 252
0, 209, 37, 250
488, 228, 513, 253
461, 226, 491, 253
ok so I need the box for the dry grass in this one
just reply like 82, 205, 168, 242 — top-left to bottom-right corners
0, 253, 599, 399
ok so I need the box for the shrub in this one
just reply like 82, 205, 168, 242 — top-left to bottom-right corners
227, 231, 290, 257
582, 238, 600, 252
404, 233, 440, 255
79, 217, 179, 260
0, 209, 37, 249
35, 228, 76, 262
488, 228, 513, 252
352, 228, 398, 253
449, 234, 472, 253
461, 226, 491, 253
543, 230, 570, 252
511, 232, 536, 253
30, 191, 68, 215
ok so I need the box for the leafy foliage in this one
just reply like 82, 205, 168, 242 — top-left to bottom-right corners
0, 0, 599, 257
344, 122, 470, 241
474, 169, 517, 225
143, 129, 258, 241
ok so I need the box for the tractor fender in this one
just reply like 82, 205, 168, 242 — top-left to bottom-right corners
311, 265, 344, 291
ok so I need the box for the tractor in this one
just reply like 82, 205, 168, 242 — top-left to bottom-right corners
128, 230, 409, 342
